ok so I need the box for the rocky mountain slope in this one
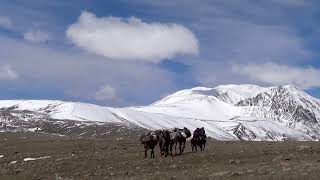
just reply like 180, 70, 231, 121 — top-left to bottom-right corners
0, 84, 320, 141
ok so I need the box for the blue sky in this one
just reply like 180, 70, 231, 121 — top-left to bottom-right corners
1, 0, 320, 106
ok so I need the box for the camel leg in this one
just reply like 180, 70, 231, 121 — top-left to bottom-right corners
145, 149, 148, 158
159, 142, 163, 157
172, 144, 175, 155
151, 148, 154, 158
159, 145, 163, 157
175, 143, 178, 155
165, 145, 168, 157
182, 142, 185, 153
176, 144, 179, 155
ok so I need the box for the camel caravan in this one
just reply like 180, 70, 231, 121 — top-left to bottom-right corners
140, 127, 207, 158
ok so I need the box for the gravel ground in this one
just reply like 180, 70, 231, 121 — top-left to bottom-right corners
1, 132, 320, 180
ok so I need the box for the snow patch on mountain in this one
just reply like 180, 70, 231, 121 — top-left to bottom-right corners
0, 100, 123, 123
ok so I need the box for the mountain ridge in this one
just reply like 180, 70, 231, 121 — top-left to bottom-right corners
0, 84, 320, 141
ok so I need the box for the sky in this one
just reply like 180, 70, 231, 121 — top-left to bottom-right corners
1, 0, 320, 106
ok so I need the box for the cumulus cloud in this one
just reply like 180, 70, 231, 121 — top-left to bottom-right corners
66, 11, 199, 63
0, 16, 12, 29
232, 63, 320, 89
0, 65, 19, 80
190, 17, 312, 88
269, 0, 308, 6
94, 85, 118, 101
23, 30, 50, 43
0, 35, 176, 106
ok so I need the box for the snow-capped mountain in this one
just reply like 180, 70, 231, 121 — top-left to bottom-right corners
1, 84, 320, 141
237, 85, 320, 139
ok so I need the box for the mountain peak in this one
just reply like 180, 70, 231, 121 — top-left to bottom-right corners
283, 84, 297, 88
276, 84, 300, 91
190, 86, 213, 91
152, 84, 271, 106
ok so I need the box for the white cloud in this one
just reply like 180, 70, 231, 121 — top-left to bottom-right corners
190, 18, 312, 87
269, 0, 308, 6
66, 11, 199, 63
0, 35, 176, 106
0, 65, 19, 80
94, 85, 118, 101
24, 30, 50, 43
232, 62, 320, 89
0, 16, 12, 29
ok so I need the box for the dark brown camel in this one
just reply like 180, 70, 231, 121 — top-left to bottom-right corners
155, 130, 171, 157
140, 131, 158, 158
191, 127, 207, 152
169, 127, 191, 155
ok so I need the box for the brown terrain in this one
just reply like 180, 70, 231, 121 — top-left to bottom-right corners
1, 131, 320, 180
